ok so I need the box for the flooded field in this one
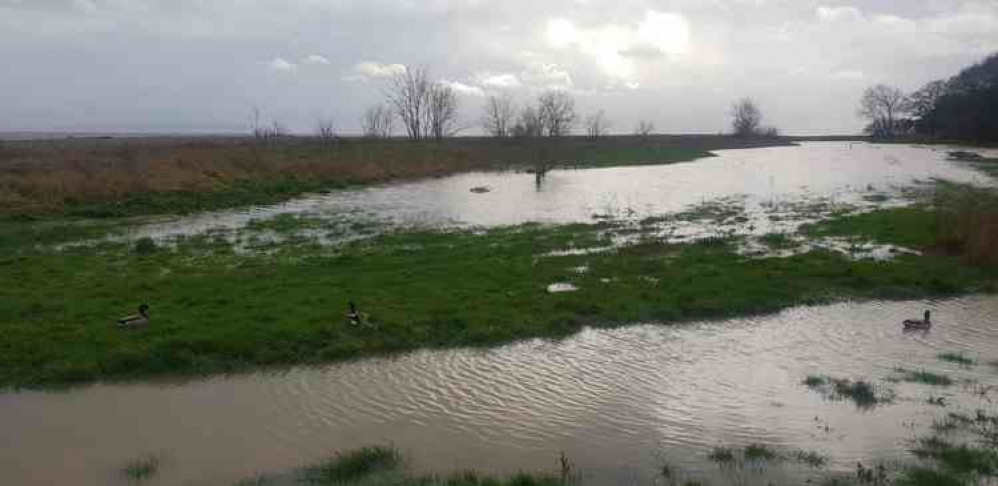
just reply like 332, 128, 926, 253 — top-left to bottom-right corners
123, 142, 995, 244
3, 296, 998, 485
4, 142, 998, 485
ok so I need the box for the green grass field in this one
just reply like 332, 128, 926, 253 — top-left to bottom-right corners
1, 204, 994, 388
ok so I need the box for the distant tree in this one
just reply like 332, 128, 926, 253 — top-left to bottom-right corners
538, 90, 576, 137
512, 105, 545, 138
385, 66, 430, 140
634, 120, 655, 137
315, 118, 336, 143
910, 53, 998, 142
908, 80, 947, 136
425, 82, 460, 141
731, 98, 763, 137
585, 110, 611, 139
858, 85, 909, 139
250, 106, 286, 140
482, 94, 516, 138
361, 104, 394, 139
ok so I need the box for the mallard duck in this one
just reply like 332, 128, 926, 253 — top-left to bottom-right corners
346, 301, 364, 326
903, 310, 931, 329
118, 304, 150, 328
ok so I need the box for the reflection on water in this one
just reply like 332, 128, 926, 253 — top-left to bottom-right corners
124, 142, 995, 242
4, 296, 998, 485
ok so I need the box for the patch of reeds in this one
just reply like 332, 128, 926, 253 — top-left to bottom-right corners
121, 454, 160, 483
932, 183, 998, 266
298, 445, 400, 484
938, 352, 976, 366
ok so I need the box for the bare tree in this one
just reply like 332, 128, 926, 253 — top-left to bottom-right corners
634, 120, 655, 137
482, 94, 516, 138
538, 90, 576, 137
512, 105, 545, 137
731, 98, 763, 137
249, 106, 287, 140
362, 104, 394, 139
858, 85, 909, 138
385, 66, 430, 140
315, 118, 336, 142
584, 110, 611, 139
425, 82, 460, 141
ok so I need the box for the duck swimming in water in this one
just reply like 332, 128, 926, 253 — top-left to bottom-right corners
118, 304, 150, 328
903, 310, 931, 330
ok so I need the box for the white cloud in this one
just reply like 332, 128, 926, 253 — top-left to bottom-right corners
442, 80, 485, 96
833, 69, 865, 80
816, 6, 864, 23
520, 59, 574, 90
302, 54, 330, 65
267, 58, 296, 73
351, 61, 406, 79
544, 10, 691, 84
476, 73, 521, 88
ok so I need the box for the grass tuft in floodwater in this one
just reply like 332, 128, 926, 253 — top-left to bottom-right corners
299, 445, 400, 484
743, 444, 778, 461
938, 352, 976, 366
804, 375, 889, 408
121, 454, 160, 484
794, 450, 828, 468
708, 447, 736, 463
895, 368, 954, 386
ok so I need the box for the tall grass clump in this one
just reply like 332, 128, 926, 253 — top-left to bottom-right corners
896, 368, 954, 386
938, 352, 976, 366
121, 454, 160, 484
933, 183, 998, 266
299, 445, 400, 484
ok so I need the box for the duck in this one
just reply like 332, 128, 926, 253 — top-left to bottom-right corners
118, 304, 150, 328
903, 310, 931, 329
346, 301, 365, 326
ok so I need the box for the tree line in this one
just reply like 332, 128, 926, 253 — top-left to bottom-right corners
250, 64, 778, 141
859, 52, 998, 141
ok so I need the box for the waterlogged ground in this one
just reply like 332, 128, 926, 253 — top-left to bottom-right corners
3, 142, 998, 485
113, 142, 994, 246
3, 297, 998, 485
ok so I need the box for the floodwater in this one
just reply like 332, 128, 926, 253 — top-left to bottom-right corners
3, 297, 998, 485
125, 142, 995, 242
5, 142, 998, 485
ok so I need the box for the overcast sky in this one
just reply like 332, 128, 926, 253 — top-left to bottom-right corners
1, 0, 996, 135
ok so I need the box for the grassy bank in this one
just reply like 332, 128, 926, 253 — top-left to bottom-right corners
1, 200, 995, 388
0, 135, 788, 218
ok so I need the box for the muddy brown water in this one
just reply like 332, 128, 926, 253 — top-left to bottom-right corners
3, 297, 998, 485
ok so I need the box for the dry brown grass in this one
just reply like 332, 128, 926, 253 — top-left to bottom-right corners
0, 139, 482, 215
934, 184, 998, 266
0, 134, 790, 216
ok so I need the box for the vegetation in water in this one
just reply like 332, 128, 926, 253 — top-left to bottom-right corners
895, 368, 954, 387
121, 454, 161, 484
938, 352, 976, 367
803, 375, 890, 408
298, 446, 401, 484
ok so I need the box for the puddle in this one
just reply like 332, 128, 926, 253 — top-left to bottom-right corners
546, 282, 579, 293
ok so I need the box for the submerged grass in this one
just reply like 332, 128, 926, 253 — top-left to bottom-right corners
938, 352, 976, 366
895, 368, 954, 387
121, 454, 160, 484
2, 204, 997, 387
299, 446, 401, 484
804, 375, 890, 408
242, 446, 565, 486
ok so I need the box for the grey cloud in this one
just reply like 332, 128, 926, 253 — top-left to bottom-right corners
0, 0, 996, 135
